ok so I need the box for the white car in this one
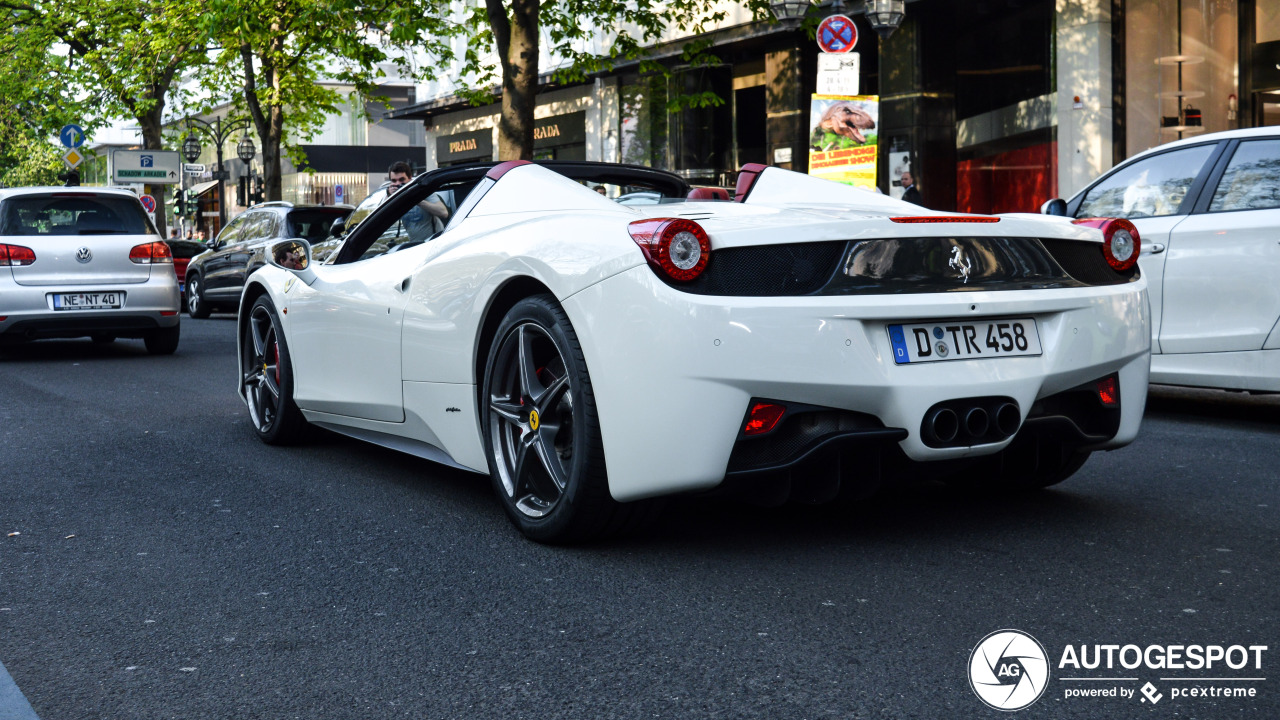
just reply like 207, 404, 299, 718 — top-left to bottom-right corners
1042, 127, 1280, 392
0, 186, 181, 353
238, 161, 1150, 542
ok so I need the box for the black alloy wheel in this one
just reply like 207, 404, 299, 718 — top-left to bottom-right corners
186, 275, 211, 319
482, 295, 656, 542
242, 296, 306, 444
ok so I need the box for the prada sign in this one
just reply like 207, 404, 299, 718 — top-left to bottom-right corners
437, 129, 493, 163
534, 112, 586, 149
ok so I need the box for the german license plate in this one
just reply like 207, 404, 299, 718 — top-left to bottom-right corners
52, 292, 124, 311
888, 318, 1042, 364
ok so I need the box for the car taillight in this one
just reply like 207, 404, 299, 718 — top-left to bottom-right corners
1073, 217, 1141, 272
0, 243, 36, 266
129, 241, 174, 264
1096, 375, 1120, 407
744, 402, 786, 436
627, 217, 712, 282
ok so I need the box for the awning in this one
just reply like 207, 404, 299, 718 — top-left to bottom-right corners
188, 180, 219, 197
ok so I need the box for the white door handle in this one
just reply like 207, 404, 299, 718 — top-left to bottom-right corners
1142, 243, 1166, 255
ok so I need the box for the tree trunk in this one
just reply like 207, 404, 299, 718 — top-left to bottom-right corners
138, 101, 168, 237
488, 0, 540, 160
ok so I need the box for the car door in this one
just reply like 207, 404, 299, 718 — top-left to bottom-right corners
285, 201, 419, 423
1158, 137, 1280, 354
1071, 141, 1222, 354
204, 214, 253, 296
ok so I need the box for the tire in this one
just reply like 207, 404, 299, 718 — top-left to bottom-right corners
242, 295, 307, 444
144, 323, 180, 355
91, 334, 115, 345
481, 295, 656, 543
186, 274, 211, 319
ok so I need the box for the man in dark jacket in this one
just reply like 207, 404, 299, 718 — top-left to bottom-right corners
901, 171, 923, 206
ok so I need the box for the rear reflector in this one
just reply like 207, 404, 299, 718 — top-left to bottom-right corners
890, 216, 1001, 223
160, 311, 178, 317
1096, 376, 1120, 407
129, 241, 174, 264
744, 402, 786, 436
0, 243, 36, 266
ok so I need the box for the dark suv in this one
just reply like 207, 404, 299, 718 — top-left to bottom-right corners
185, 202, 351, 318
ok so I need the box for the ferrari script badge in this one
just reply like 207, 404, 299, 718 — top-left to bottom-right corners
529, 409, 540, 431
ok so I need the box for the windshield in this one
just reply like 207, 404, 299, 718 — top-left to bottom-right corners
288, 208, 351, 241
0, 193, 155, 236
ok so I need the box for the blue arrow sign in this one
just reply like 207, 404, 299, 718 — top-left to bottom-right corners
60, 124, 86, 149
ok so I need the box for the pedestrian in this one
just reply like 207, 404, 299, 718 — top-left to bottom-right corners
169, 228, 179, 239
184, 229, 193, 241
901, 171, 923, 206
386, 161, 453, 239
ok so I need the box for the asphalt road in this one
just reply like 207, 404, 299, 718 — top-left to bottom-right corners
1, 317, 1277, 719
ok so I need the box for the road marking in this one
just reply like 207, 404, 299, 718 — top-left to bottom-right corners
0, 660, 40, 720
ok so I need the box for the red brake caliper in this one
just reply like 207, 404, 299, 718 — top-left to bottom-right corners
272, 343, 280, 385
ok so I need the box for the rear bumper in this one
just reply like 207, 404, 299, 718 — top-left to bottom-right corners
563, 265, 1150, 502
0, 274, 180, 341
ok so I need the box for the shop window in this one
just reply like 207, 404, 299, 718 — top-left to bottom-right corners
1209, 139, 1280, 212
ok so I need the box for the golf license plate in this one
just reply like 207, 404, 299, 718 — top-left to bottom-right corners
52, 292, 124, 311
888, 318, 1042, 364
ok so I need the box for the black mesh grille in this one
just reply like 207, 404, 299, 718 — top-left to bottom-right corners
1037, 238, 1138, 286
665, 241, 847, 296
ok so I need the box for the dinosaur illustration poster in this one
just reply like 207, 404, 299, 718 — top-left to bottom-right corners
808, 95, 879, 187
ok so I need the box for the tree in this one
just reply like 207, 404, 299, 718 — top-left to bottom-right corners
387, 0, 774, 160
1, 0, 210, 233
201, 0, 407, 202
0, 18, 74, 186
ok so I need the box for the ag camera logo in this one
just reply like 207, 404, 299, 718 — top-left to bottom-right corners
969, 629, 1050, 711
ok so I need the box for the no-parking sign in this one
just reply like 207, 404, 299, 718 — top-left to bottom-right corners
817, 15, 858, 53
139, 194, 157, 214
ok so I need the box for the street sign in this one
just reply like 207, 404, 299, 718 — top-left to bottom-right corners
817, 15, 858, 53
817, 52, 861, 95
62, 148, 85, 168
60, 124, 86, 148
112, 149, 181, 184
211, 170, 230, 181
334, 184, 344, 204
184, 163, 207, 174
139, 194, 157, 214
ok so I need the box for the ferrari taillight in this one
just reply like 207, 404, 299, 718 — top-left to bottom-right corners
0, 243, 36, 266
1096, 376, 1120, 407
129, 241, 174, 264
744, 402, 786, 436
628, 217, 712, 282
1072, 217, 1141, 272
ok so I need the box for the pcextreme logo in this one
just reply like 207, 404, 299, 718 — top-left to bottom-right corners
969, 630, 1269, 710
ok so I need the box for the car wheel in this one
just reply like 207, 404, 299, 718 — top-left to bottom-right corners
91, 334, 115, 345
144, 323, 180, 355
481, 295, 655, 543
242, 295, 306, 444
187, 275, 211, 319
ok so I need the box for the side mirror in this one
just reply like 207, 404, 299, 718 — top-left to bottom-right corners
330, 218, 346, 237
267, 238, 316, 285
1041, 198, 1068, 216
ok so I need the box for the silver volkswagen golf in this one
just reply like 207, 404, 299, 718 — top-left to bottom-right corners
0, 187, 181, 354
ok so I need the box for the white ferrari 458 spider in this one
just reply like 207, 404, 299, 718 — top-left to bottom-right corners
237, 161, 1150, 542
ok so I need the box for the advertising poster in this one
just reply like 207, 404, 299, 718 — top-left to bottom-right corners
807, 94, 879, 187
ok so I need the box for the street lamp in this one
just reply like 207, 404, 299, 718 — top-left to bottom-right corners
182, 135, 202, 163
865, 0, 906, 38
184, 115, 251, 228
769, 0, 811, 26
236, 134, 256, 163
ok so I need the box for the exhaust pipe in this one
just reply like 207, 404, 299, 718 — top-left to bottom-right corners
994, 402, 1021, 438
926, 408, 959, 444
964, 407, 990, 438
